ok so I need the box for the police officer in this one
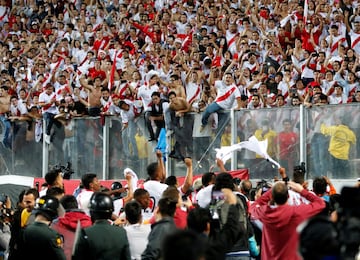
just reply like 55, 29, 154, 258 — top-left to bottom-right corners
72, 192, 131, 260
21, 195, 65, 260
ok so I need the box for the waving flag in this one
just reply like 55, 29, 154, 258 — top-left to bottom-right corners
155, 128, 167, 161
108, 51, 117, 90
155, 128, 167, 153
124, 168, 139, 190
215, 135, 281, 168
303, 0, 309, 23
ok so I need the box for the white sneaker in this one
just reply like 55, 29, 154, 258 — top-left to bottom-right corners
44, 134, 51, 144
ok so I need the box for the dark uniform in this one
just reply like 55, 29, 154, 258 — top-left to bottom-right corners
72, 220, 131, 260
22, 221, 65, 260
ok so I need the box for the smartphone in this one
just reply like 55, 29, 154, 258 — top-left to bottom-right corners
212, 190, 225, 201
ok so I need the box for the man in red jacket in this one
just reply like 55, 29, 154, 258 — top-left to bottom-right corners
51, 195, 92, 260
250, 180, 325, 260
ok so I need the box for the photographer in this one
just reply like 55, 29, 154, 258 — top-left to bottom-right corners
186, 188, 243, 260
209, 172, 250, 259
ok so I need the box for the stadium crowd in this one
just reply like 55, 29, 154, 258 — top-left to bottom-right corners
0, 0, 360, 259
0, 0, 360, 153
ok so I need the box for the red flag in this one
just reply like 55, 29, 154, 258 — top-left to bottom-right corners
212, 56, 222, 67
108, 51, 117, 90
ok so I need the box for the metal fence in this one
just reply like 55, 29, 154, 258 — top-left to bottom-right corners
0, 104, 359, 180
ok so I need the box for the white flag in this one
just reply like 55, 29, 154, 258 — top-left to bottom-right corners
215, 135, 281, 168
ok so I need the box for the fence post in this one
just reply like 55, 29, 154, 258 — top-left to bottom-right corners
102, 116, 110, 180
299, 104, 307, 176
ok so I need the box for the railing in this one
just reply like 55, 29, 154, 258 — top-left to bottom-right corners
0, 104, 359, 180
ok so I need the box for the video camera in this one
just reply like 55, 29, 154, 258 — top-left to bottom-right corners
53, 162, 74, 180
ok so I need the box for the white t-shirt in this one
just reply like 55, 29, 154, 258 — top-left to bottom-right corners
124, 223, 151, 260
143, 180, 168, 211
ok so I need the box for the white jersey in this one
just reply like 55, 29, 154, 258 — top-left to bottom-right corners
113, 198, 125, 216
226, 31, 238, 54
214, 80, 240, 109
39, 91, 58, 114
10, 101, 27, 116
326, 34, 347, 56
329, 94, 348, 104
137, 84, 159, 111
185, 82, 202, 104
287, 189, 310, 206
349, 30, 360, 54
143, 180, 168, 211
175, 21, 187, 34
76, 189, 94, 216
120, 100, 136, 123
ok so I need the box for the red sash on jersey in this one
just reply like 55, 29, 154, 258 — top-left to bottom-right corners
79, 56, 88, 67
330, 38, 345, 54
119, 83, 129, 98
216, 87, 236, 102
348, 85, 357, 98
92, 23, 102, 32
56, 85, 71, 95
351, 35, 360, 49
134, 105, 141, 117
0, 8, 8, 21
42, 93, 56, 110
227, 33, 239, 48
102, 101, 112, 112
283, 90, 289, 99
188, 84, 201, 104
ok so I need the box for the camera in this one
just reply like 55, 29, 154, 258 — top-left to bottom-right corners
256, 180, 271, 195
53, 162, 74, 180
0, 194, 7, 204
181, 195, 188, 202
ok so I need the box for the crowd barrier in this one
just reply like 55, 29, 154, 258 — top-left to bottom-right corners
0, 104, 359, 181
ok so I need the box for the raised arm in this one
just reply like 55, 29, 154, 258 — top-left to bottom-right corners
180, 158, 193, 194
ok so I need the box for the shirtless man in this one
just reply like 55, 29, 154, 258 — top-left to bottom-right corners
167, 91, 193, 159
159, 74, 186, 99
0, 86, 11, 148
79, 76, 102, 116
